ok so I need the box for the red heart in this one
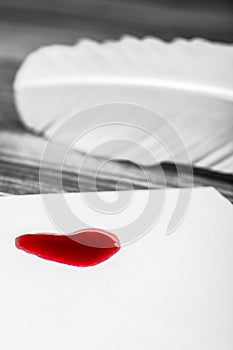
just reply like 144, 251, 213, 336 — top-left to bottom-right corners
15, 229, 120, 267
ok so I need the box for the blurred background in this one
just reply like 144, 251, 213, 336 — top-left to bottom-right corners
0, 0, 233, 198
1, 0, 233, 57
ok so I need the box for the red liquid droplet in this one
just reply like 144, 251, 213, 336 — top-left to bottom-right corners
15, 229, 120, 267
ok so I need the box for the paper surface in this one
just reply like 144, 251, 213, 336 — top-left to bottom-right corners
0, 187, 233, 349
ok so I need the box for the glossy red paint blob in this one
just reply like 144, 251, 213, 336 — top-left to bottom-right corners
15, 229, 120, 267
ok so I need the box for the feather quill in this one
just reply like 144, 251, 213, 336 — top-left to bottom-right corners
14, 36, 233, 173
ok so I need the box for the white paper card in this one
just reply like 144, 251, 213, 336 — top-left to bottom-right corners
0, 187, 233, 349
